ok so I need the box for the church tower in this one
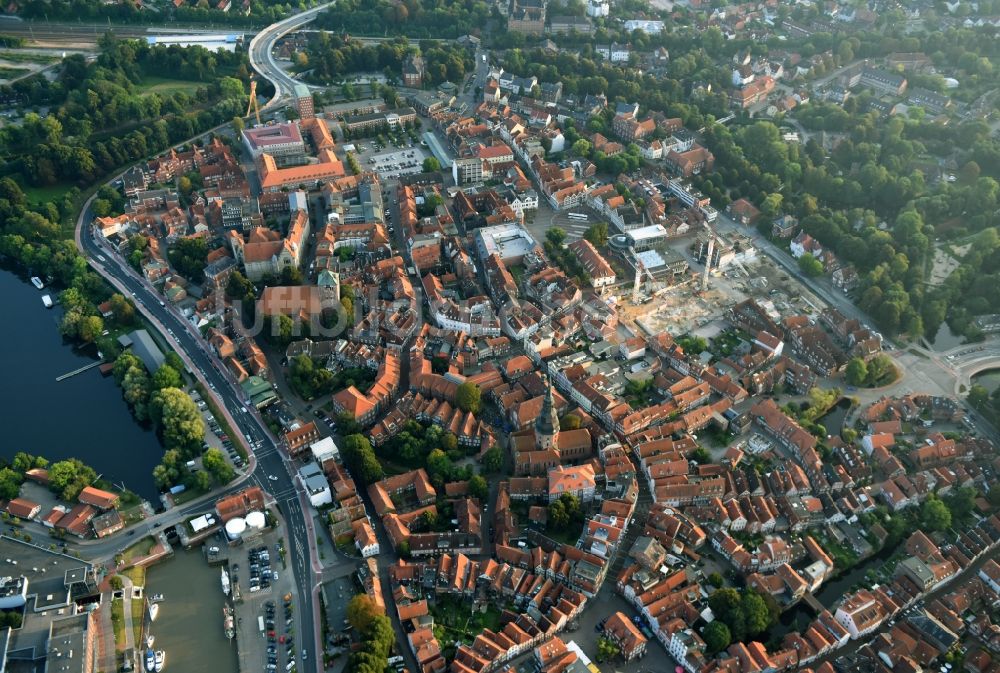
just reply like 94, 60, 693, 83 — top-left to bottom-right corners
535, 374, 560, 451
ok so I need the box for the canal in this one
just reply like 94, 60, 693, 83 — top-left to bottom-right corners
770, 542, 898, 640
0, 266, 164, 501
817, 397, 852, 436
145, 548, 239, 673
973, 370, 1000, 393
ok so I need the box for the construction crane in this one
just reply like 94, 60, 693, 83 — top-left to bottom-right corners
631, 248, 664, 303
702, 232, 714, 292
246, 78, 261, 127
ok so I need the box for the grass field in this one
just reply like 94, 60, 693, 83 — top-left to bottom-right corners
122, 536, 157, 565
0, 51, 58, 64
136, 76, 206, 97
0, 65, 28, 79
22, 183, 73, 206
111, 598, 125, 649
131, 598, 145, 645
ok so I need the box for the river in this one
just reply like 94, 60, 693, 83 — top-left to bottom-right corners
0, 266, 164, 501
973, 370, 1000, 392
770, 541, 898, 641
145, 548, 239, 673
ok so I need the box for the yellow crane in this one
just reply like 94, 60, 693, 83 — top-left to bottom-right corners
246, 78, 261, 126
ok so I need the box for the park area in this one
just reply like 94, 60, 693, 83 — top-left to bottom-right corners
136, 76, 207, 97
430, 596, 502, 656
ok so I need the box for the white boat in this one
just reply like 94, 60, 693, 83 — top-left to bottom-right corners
151, 593, 164, 602
154, 650, 165, 672
148, 602, 159, 622
30, 276, 44, 290
221, 568, 231, 596
42, 294, 53, 309
146, 635, 155, 648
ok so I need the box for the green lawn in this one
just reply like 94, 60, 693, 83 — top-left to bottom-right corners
124, 565, 146, 587
429, 596, 503, 644
136, 76, 206, 97
0, 65, 28, 79
111, 598, 125, 650
131, 598, 145, 645
22, 183, 73, 206
122, 537, 156, 565
0, 51, 58, 64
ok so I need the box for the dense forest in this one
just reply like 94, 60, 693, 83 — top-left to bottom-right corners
313, 0, 496, 38
0, 34, 250, 190
302, 34, 471, 86
14, 0, 322, 27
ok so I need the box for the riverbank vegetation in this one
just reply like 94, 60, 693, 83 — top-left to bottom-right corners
0, 35, 250, 224
302, 34, 471, 88
313, 0, 495, 39
968, 383, 1000, 427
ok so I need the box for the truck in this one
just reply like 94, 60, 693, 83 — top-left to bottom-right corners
258, 616, 265, 633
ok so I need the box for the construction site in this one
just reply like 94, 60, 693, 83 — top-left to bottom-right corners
611, 224, 817, 340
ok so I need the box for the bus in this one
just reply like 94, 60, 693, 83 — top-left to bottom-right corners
567, 212, 589, 222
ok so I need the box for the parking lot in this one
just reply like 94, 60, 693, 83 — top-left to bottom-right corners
192, 388, 245, 471
365, 147, 428, 179
227, 531, 303, 673
321, 576, 356, 655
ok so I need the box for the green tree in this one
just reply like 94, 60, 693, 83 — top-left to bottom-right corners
584, 222, 608, 246
561, 414, 582, 430
548, 499, 569, 529
798, 253, 824, 277
455, 382, 482, 413
866, 354, 896, 385
0, 468, 24, 500
426, 448, 452, 484
968, 385, 990, 411
921, 496, 952, 532
346, 594, 380, 633
422, 156, 441, 172
468, 474, 488, 500
482, 447, 503, 473
47, 458, 98, 501
691, 447, 711, 464
845, 357, 868, 386
201, 447, 235, 484
707, 573, 724, 588
703, 621, 731, 654
149, 387, 205, 455
152, 364, 182, 391
109, 293, 135, 325
546, 227, 567, 247
79, 315, 104, 342
595, 637, 620, 663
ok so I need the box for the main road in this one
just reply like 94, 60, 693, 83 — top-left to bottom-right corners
246, 1, 334, 112
76, 193, 325, 672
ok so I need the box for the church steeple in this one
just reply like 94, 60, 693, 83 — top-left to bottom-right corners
535, 374, 560, 450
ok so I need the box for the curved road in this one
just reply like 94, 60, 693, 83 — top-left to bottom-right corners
75, 192, 324, 672
247, 1, 334, 112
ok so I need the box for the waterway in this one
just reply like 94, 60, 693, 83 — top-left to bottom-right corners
817, 397, 851, 436
973, 370, 1000, 393
771, 541, 898, 640
145, 548, 239, 673
0, 267, 164, 501
930, 322, 966, 350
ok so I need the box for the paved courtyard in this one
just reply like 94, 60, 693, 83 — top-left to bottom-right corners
365, 147, 428, 179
